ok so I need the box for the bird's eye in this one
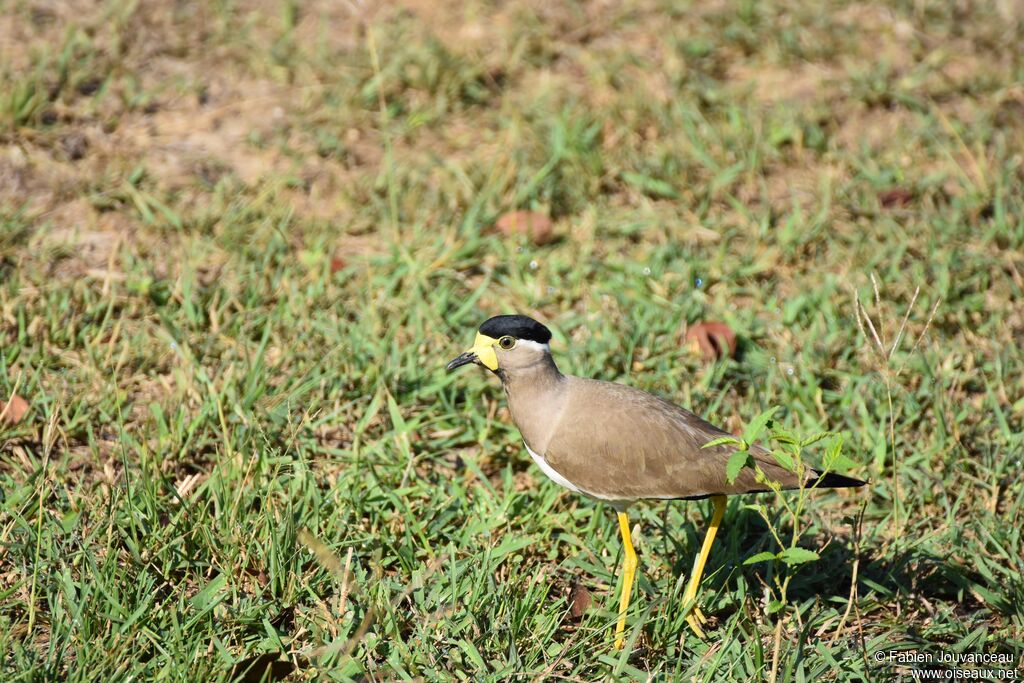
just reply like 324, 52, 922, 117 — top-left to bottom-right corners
498, 336, 516, 350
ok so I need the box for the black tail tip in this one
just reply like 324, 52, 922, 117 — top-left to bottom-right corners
813, 470, 867, 489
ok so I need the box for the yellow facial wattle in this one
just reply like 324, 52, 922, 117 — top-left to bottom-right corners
467, 333, 499, 371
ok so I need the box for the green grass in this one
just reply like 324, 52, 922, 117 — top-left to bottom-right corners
2, 0, 1023, 679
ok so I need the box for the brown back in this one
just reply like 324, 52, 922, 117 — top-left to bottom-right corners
541, 376, 804, 500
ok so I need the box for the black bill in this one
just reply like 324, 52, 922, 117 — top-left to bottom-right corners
446, 351, 477, 372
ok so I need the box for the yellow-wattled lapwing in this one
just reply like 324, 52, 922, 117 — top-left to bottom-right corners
446, 314, 865, 649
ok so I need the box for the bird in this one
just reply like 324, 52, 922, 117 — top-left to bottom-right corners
446, 314, 866, 649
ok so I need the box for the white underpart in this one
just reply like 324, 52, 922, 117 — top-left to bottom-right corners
524, 443, 633, 506
524, 443, 580, 493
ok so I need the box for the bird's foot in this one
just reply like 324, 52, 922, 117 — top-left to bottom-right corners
685, 612, 707, 639
681, 594, 708, 636
613, 615, 628, 650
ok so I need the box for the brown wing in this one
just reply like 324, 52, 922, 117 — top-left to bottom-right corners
543, 377, 802, 500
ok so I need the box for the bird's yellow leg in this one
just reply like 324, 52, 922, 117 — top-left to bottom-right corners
613, 511, 638, 650
683, 495, 727, 637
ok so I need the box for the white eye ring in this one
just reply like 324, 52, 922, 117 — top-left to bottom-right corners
498, 336, 516, 350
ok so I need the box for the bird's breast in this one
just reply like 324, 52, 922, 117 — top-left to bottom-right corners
503, 375, 568, 453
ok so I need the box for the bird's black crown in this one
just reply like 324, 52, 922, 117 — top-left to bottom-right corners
479, 315, 552, 344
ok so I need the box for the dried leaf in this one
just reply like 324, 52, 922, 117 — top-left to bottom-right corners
329, 234, 383, 273
0, 394, 29, 425
568, 582, 591, 618
495, 210, 555, 245
684, 321, 737, 361
878, 187, 913, 208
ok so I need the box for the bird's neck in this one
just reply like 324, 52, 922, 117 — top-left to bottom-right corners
502, 355, 567, 453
